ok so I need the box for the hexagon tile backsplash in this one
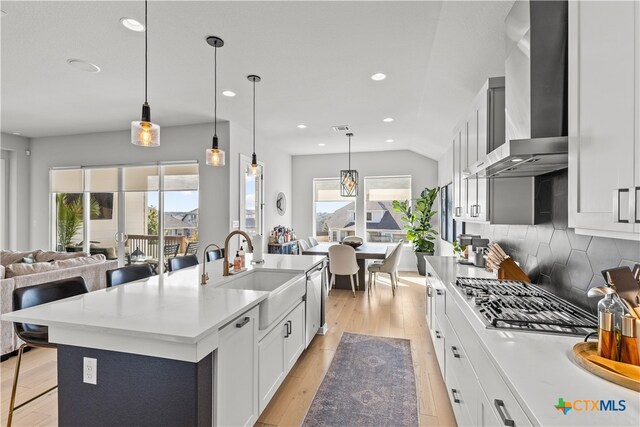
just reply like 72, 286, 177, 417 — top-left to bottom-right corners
465, 170, 640, 314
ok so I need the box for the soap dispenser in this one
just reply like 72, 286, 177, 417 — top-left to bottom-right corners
233, 251, 242, 272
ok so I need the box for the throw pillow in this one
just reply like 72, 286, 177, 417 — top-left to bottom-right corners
33, 250, 90, 262
0, 250, 37, 266
52, 254, 106, 269
5, 262, 57, 278
19, 255, 35, 264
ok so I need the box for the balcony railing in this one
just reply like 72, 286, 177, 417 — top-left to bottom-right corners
126, 235, 189, 259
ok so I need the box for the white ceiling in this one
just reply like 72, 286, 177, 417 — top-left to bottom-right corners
0, 1, 513, 159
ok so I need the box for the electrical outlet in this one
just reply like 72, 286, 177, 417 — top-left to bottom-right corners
83, 357, 97, 385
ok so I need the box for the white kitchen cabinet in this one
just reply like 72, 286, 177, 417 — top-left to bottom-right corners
284, 302, 305, 370
258, 301, 305, 413
452, 77, 505, 223
568, 0, 640, 241
216, 306, 259, 427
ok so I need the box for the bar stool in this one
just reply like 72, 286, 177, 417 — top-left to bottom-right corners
7, 277, 88, 426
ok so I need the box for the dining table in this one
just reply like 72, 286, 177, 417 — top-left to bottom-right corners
302, 242, 387, 291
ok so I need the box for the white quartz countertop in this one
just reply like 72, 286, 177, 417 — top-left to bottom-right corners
426, 256, 639, 427
1, 254, 326, 346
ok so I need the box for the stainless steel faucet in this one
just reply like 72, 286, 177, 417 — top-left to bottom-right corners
223, 230, 254, 276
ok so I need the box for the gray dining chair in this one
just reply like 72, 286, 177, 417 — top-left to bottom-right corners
367, 240, 404, 296
298, 239, 310, 254
328, 244, 359, 297
308, 236, 319, 247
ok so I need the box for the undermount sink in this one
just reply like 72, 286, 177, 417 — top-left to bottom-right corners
218, 270, 305, 329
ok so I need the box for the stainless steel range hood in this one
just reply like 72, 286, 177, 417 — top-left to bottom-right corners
466, 0, 568, 180
465, 136, 567, 178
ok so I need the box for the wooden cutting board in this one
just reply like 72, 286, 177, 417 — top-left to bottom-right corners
572, 342, 640, 392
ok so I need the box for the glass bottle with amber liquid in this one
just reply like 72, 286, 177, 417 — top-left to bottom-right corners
620, 315, 640, 366
597, 293, 624, 360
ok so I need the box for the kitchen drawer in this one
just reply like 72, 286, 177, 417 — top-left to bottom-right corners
434, 285, 446, 319
430, 316, 446, 380
442, 316, 479, 425
445, 353, 475, 426
446, 292, 533, 426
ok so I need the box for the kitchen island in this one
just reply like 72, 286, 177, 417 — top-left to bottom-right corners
2, 254, 326, 427
425, 256, 639, 427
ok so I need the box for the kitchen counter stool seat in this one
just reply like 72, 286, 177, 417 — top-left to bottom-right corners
106, 264, 153, 287
168, 254, 199, 272
7, 277, 88, 427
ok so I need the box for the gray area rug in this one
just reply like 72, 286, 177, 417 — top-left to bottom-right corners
303, 332, 419, 427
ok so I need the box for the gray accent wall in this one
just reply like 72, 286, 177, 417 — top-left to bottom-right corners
465, 170, 640, 313
0, 133, 31, 250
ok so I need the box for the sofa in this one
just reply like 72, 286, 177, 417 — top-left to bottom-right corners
0, 250, 118, 358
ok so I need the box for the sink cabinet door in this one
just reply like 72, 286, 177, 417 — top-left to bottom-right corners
258, 320, 287, 413
285, 302, 306, 372
216, 306, 259, 427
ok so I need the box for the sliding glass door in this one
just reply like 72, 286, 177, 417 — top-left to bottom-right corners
50, 162, 199, 272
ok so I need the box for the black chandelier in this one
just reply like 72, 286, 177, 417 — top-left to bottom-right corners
340, 133, 358, 197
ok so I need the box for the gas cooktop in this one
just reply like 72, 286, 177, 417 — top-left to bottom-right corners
456, 277, 598, 336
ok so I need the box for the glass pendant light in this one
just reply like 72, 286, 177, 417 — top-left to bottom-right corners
340, 132, 358, 197
247, 75, 262, 176
205, 36, 225, 166
131, 0, 160, 147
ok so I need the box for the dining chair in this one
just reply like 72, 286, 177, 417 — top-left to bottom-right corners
168, 254, 199, 272
328, 244, 359, 297
367, 240, 404, 296
147, 243, 180, 273
106, 264, 153, 287
8, 277, 89, 427
298, 239, 310, 254
308, 236, 319, 247
184, 241, 199, 256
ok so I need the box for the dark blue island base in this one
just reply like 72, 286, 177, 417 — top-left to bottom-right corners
57, 345, 212, 427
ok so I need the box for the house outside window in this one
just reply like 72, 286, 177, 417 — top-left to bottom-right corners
364, 175, 411, 243
313, 178, 355, 242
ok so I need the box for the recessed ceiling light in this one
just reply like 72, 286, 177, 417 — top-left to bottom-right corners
385, 139, 394, 143
297, 124, 307, 129
371, 73, 386, 81
222, 90, 236, 97
511, 158, 524, 162
318, 143, 326, 147
383, 117, 394, 122
67, 59, 101, 73
120, 17, 145, 32
12, 132, 21, 136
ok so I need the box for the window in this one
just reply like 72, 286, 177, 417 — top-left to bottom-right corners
50, 162, 199, 270
240, 155, 264, 237
364, 176, 411, 243
313, 178, 355, 242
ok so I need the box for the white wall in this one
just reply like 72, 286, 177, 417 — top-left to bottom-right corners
437, 145, 454, 256
229, 122, 292, 254
29, 123, 231, 253
0, 133, 31, 250
292, 150, 438, 271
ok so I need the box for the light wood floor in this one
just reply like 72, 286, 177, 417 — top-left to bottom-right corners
0, 272, 456, 427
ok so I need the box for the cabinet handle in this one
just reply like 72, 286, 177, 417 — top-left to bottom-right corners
288, 320, 292, 335
451, 346, 461, 358
236, 317, 250, 328
613, 188, 631, 223
284, 322, 290, 338
633, 187, 639, 223
455, 207, 462, 217
427, 286, 432, 297
435, 330, 441, 339
494, 399, 515, 427
436, 289, 444, 296
451, 388, 461, 404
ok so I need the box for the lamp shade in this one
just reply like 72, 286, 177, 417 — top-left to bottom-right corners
340, 169, 358, 197
131, 120, 160, 147
206, 148, 225, 166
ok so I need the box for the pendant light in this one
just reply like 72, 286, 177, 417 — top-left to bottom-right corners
205, 36, 225, 166
340, 133, 358, 197
247, 75, 261, 176
131, 0, 160, 147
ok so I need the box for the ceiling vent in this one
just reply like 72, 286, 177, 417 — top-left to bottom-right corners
331, 125, 350, 132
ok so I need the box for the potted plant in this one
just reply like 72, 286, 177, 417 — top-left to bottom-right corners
392, 187, 439, 276
56, 193, 100, 250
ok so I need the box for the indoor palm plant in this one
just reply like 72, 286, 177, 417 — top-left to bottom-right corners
56, 193, 99, 250
392, 187, 439, 276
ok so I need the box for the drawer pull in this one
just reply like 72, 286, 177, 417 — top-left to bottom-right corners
427, 286, 432, 297
451, 346, 461, 358
284, 322, 290, 338
435, 330, 441, 339
236, 317, 250, 328
436, 289, 444, 296
455, 206, 462, 217
494, 399, 515, 427
451, 388, 461, 404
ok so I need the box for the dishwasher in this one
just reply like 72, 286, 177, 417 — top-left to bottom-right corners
305, 260, 326, 348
